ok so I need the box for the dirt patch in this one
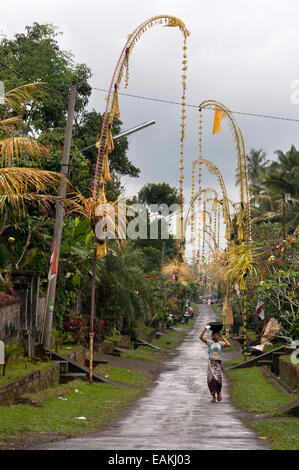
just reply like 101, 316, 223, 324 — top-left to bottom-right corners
0, 432, 70, 450
15, 397, 43, 408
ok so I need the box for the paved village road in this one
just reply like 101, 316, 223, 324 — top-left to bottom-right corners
32, 305, 270, 450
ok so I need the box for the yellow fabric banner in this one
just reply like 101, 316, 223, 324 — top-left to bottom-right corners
212, 107, 226, 134
212, 198, 218, 212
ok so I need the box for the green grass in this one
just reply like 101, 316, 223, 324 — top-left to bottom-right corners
242, 329, 259, 342
227, 366, 295, 413
151, 328, 186, 349
250, 420, 299, 450
223, 340, 240, 353
226, 356, 244, 366
120, 348, 160, 362
136, 326, 155, 336
175, 319, 195, 330
50, 344, 82, 356
0, 322, 193, 447
95, 364, 149, 386
104, 334, 122, 342
0, 379, 144, 446
119, 326, 189, 362
0, 359, 54, 385
263, 342, 284, 353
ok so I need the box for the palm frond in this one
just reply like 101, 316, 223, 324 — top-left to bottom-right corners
0, 167, 67, 216
208, 242, 257, 287
0, 193, 64, 218
0, 116, 22, 134
65, 192, 127, 242
0, 137, 49, 167
2, 83, 47, 114
161, 258, 194, 282
251, 211, 280, 224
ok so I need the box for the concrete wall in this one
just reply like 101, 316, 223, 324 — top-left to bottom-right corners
0, 301, 21, 342
0, 297, 46, 343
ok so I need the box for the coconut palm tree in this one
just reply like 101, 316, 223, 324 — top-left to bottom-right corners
249, 145, 299, 235
247, 148, 269, 186
0, 83, 67, 217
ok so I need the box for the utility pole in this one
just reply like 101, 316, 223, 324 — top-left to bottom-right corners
42, 84, 77, 348
282, 191, 286, 240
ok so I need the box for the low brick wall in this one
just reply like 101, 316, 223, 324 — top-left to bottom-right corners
0, 365, 60, 406
279, 356, 299, 392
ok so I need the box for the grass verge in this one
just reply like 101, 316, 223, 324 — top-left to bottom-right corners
250, 420, 299, 450
226, 362, 299, 450
95, 364, 149, 386
0, 321, 193, 448
0, 358, 54, 385
120, 323, 191, 362
227, 366, 295, 413
0, 379, 144, 447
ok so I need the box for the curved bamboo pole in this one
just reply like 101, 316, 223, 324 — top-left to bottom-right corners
193, 158, 232, 243
199, 99, 251, 241
184, 187, 217, 234
93, 15, 189, 203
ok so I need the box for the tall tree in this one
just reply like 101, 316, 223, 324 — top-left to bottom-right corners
135, 183, 179, 271
250, 145, 299, 235
0, 23, 92, 130
247, 148, 269, 186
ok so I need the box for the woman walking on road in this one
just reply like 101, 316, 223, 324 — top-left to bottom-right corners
199, 322, 231, 402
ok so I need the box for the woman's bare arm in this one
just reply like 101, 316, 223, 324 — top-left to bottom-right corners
199, 323, 209, 344
220, 334, 231, 347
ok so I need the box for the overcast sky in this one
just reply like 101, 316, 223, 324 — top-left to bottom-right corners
2, 0, 299, 254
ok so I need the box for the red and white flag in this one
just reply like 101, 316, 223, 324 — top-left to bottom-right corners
173, 272, 177, 283
48, 241, 58, 281
234, 283, 240, 296
256, 300, 265, 320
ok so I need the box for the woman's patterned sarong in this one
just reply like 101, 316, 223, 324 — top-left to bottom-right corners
207, 359, 223, 395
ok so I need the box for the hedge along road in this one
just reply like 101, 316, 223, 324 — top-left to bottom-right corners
32, 305, 270, 450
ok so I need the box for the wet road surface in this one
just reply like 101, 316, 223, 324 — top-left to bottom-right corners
32, 305, 270, 450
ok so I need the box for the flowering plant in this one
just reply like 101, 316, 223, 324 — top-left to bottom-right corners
65, 314, 87, 344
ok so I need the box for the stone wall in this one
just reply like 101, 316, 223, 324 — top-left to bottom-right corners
279, 356, 299, 392
0, 364, 60, 406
